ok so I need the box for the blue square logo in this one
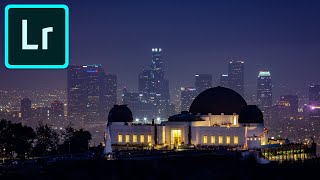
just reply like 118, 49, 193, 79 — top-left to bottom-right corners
5, 4, 69, 69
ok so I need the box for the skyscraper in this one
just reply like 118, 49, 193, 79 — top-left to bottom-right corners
150, 48, 170, 116
195, 74, 212, 93
67, 64, 109, 124
228, 58, 244, 96
67, 65, 89, 122
257, 70, 272, 120
220, 74, 229, 88
278, 95, 299, 119
103, 74, 117, 114
137, 48, 170, 118
180, 87, 197, 112
21, 98, 32, 119
86, 65, 105, 123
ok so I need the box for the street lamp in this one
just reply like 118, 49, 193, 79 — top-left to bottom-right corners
3, 148, 5, 163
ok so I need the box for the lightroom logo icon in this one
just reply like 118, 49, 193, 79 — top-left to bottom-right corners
5, 4, 69, 69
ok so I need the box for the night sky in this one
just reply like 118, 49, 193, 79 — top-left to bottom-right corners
1, 0, 320, 99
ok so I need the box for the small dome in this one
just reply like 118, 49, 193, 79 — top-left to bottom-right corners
108, 105, 133, 122
238, 105, 264, 124
189, 86, 247, 115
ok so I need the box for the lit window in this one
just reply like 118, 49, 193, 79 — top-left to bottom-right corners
125, 134, 130, 143
147, 135, 152, 143
203, 135, 208, 144
211, 136, 215, 144
118, 134, 123, 143
219, 136, 223, 144
234, 136, 239, 145
140, 135, 145, 143
226, 136, 231, 144
133, 134, 137, 143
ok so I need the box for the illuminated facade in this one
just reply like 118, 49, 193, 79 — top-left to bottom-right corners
107, 87, 268, 150
195, 74, 212, 93
257, 70, 272, 120
67, 64, 117, 123
220, 74, 229, 88
180, 87, 197, 111
228, 58, 244, 97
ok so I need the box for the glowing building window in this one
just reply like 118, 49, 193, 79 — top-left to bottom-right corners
234, 136, 239, 145
125, 134, 130, 143
140, 135, 145, 143
203, 135, 208, 144
211, 136, 215, 144
133, 134, 137, 143
226, 136, 231, 144
147, 135, 152, 143
118, 134, 123, 143
219, 136, 223, 144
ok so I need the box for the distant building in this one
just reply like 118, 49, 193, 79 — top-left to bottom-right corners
21, 98, 32, 119
103, 74, 117, 114
195, 74, 212, 93
136, 48, 170, 118
228, 58, 244, 96
122, 91, 155, 120
180, 87, 198, 111
220, 74, 229, 88
257, 71, 272, 120
309, 84, 320, 119
67, 64, 111, 123
278, 95, 299, 119
51, 100, 64, 117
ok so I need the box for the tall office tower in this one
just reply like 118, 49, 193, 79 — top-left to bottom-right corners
309, 84, 320, 119
220, 74, 229, 88
195, 74, 212, 93
150, 48, 170, 117
138, 69, 152, 102
180, 87, 198, 112
278, 95, 299, 119
21, 98, 32, 119
228, 58, 244, 96
137, 48, 170, 118
51, 100, 64, 117
103, 74, 117, 114
122, 90, 155, 120
67, 65, 89, 122
67, 64, 107, 124
257, 70, 272, 120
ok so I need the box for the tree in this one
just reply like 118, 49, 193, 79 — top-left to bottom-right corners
33, 123, 59, 156
60, 126, 92, 154
10, 122, 36, 158
0, 119, 36, 159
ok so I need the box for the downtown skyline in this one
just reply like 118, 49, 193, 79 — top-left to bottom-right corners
0, 0, 319, 99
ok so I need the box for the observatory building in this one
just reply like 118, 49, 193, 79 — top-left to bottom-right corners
107, 86, 268, 150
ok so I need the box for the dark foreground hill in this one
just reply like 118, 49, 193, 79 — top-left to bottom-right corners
2, 154, 320, 180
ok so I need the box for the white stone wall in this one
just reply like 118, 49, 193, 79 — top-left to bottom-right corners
194, 126, 245, 146
109, 124, 165, 145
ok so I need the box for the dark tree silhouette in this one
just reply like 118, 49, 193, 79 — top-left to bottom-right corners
33, 123, 59, 156
0, 119, 36, 159
60, 125, 92, 154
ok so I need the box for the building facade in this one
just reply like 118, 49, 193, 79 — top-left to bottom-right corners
180, 87, 197, 112
228, 58, 244, 97
195, 74, 212, 93
107, 87, 267, 150
257, 71, 272, 120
